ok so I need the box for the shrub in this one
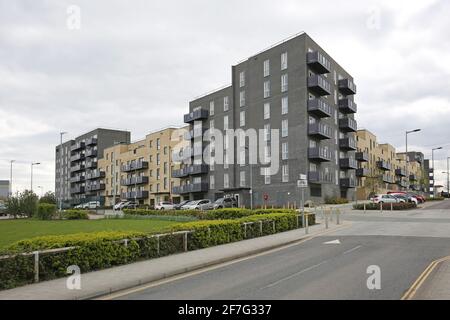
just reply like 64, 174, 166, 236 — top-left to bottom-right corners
324, 197, 349, 204
353, 202, 417, 210
425, 196, 445, 201
61, 210, 89, 220
36, 203, 57, 220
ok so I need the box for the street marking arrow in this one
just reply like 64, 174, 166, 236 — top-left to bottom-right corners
323, 239, 341, 244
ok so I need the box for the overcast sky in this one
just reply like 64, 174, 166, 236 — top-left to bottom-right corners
1, 0, 449, 194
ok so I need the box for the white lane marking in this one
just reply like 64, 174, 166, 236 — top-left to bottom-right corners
343, 245, 362, 255
324, 239, 341, 244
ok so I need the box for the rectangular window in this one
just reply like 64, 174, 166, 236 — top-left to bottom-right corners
164, 177, 168, 189
210, 119, 215, 129
239, 71, 245, 87
282, 119, 288, 137
264, 123, 271, 141
264, 80, 270, 98
281, 52, 288, 70
264, 168, 271, 184
282, 165, 289, 182
210, 175, 215, 189
224, 115, 229, 130
240, 111, 245, 127
156, 138, 160, 150
264, 145, 271, 163
224, 151, 229, 169
282, 142, 288, 160
281, 96, 288, 115
223, 96, 229, 111
263, 102, 270, 120
209, 101, 214, 116
281, 74, 288, 92
156, 153, 160, 165
240, 150, 246, 166
224, 173, 229, 188
240, 171, 246, 187
263, 59, 270, 77
240, 91, 245, 107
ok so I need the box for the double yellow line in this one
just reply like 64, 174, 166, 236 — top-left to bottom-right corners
401, 255, 450, 300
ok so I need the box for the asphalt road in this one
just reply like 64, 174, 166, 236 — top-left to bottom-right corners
112, 205, 450, 300
423, 199, 450, 209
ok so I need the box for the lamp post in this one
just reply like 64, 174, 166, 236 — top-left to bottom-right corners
9, 160, 15, 197
244, 146, 253, 210
447, 157, 450, 194
37, 186, 43, 198
431, 147, 443, 197
405, 129, 421, 191
59, 132, 68, 211
31, 162, 41, 192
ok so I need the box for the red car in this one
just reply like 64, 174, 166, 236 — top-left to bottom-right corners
387, 191, 425, 203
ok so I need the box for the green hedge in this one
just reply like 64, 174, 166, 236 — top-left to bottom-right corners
36, 203, 57, 220
0, 213, 314, 290
425, 196, 445, 201
353, 202, 417, 210
60, 210, 89, 220
324, 197, 349, 204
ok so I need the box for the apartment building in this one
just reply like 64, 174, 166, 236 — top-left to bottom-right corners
175, 32, 358, 207
55, 128, 131, 206
98, 127, 186, 207
0, 180, 9, 199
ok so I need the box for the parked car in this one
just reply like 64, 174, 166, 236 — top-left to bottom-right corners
122, 201, 138, 209
113, 201, 129, 210
390, 194, 407, 203
173, 200, 191, 210
389, 192, 419, 204
0, 202, 7, 216
409, 193, 425, 203
213, 197, 237, 209
84, 201, 100, 209
441, 191, 450, 198
181, 199, 213, 210
372, 194, 399, 204
155, 201, 174, 210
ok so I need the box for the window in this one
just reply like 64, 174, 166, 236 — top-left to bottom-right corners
164, 177, 168, 189
264, 80, 270, 98
240, 171, 246, 187
281, 52, 288, 70
210, 119, 215, 129
282, 165, 289, 182
264, 123, 271, 141
156, 138, 160, 150
224, 173, 229, 188
156, 168, 160, 180
240, 111, 245, 127
240, 150, 246, 166
264, 145, 271, 162
223, 96, 229, 111
264, 167, 271, 184
240, 91, 245, 107
263, 59, 270, 77
224, 115, 229, 130
210, 175, 215, 189
281, 74, 288, 92
164, 162, 168, 174
282, 119, 288, 137
239, 71, 245, 87
164, 146, 167, 155
149, 140, 153, 148
281, 96, 288, 115
156, 153, 160, 165
224, 151, 229, 169
282, 142, 288, 160
264, 102, 270, 120
209, 101, 215, 116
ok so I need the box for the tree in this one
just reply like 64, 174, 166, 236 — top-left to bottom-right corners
39, 191, 56, 204
5, 190, 38, 218
5, 196, 21, 218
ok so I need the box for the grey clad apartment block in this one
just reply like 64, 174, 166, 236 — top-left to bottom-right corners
55, 128, 130, 206
175, 32, 357, 207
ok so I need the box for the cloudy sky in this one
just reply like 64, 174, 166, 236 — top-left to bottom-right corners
1, 0, 449, 194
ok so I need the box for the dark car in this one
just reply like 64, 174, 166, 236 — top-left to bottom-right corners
122, 201, 139, 209
213, 197, 237, 209
174, 200, 191, 210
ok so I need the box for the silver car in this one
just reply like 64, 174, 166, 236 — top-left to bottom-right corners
181, 199, 213, 210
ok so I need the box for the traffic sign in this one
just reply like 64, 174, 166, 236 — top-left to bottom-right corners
297, 179, 308, 188
263, 194, 269, 201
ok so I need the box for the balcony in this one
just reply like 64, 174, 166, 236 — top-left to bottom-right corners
86, 183, 105, 192
70, 164, 85, 172
85, 160, 97, 169
308, 171, 333, 184
70, 142, 85, 152
395, 168, 407, 177
308, 122, 332, 140
338, 98, 357, 114
340, 178, 356, 188
307, 99, 332, 118
172, 164, 209, 178
307, 74, 331, 96
70, 175, 85, 183
86, 148, 97, 158
172, 182, 209, 194
308, 147, 332, 162
70, 186, 85, 194
338, 79, 357, 95
123, 191, 149, 200
356, 168, 370, 177
86, 170, 105, 180
338, 117, 357, 132
121, 161, 149, 172
306, 51, 331, 74
409, 174, 417, 181
340, 158, 358, 169
339, 137, 357, 151
355, 151, 369, 162
121, 176, 149, 186
184, 109, 209, 123
86, 137, 97, 146
382, 174, 394, 184
70, 153, 85, 162
377, 160, 391, 171
396, 180, 408, 188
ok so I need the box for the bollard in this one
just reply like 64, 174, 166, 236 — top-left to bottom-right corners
183, 232, 188, 252
336, 209, 340, 225
296, 215, 299, 228
34, 251, 39, 283
380, 202, 383, 214
325, 210, 329, 229
259, 221, 263, 236
329, 208, 333, 222
364, 203, 366, 214
156, 235, 160, 256
272, 220, 276, 233
244, 223, 247, 238
390, 202, 393, 211
305, 214, 309, 234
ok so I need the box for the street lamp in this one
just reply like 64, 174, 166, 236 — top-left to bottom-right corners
447, 157, 450, 194
37, 186, 43, 198
405, 129, 421, 191
431, 147, 443, 197
59, 131, 68, 211
244, 146, 253, 210
31, 162, 41, 192
9, 160, 15, 197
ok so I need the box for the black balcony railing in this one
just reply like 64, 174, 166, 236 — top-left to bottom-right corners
86, 148, 97, 158
70, 142, 85, 152
172, 164, 209, 178
340, 178, 356, 188
409, 174, 417, 181
308, 147, 332, 162
307, 74, 331, 96
356, 168, 370, 177
121, 161, 149, 172
70, 153, 85, 162
70, 175, 85, 183
70, 186, 85, 194
184, 109, 209, 123
339, 158, 358, 169
86, 137, 97, 146
355, 151, 369, 162
172, 182, 209, 194
122, 191, 149, 200
377, 160, 391, 171
339, 117, 357, 132
70, 164, 85, 172
308, 122, 332, 139
382, 174, 394, 184
395, 168, 407, 177
396, 180, 408, 188
121, 176, 149, 186
338, 98, 357, 114
86, 170, 105, 180
308, 171, 333, 184
338, 79, 357, 95
86, 183, 105, 192
339, 137, 357, 151
307, 51, 331, 74
307, 98, 333, 118
85, 160, 97, 169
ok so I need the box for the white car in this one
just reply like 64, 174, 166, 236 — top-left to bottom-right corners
181, 199, 213, 210
79, 201, 100, 209
114, 201, 129, 210
372, 194, 399, 204
155, 201, 175, 210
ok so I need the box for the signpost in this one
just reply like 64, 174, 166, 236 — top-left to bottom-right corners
297, 174, 308, 228
263, 193, 268, 208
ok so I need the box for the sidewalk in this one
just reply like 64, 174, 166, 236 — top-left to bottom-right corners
0, 219, 347, 300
